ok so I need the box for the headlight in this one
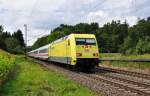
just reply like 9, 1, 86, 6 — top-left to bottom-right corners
76, 53, 82, 57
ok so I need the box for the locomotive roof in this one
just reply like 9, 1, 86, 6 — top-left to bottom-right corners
28, 34, 95, 53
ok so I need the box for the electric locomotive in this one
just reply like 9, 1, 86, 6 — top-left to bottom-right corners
28, 34, 99, 71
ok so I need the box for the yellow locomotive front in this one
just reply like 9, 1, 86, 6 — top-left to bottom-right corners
47, 34, 99, 71
73, 34, 99, 71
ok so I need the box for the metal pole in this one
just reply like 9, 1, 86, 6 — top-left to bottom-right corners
24, 24, 27, 59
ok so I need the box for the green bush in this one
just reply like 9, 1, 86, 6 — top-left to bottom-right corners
0, 49, 16, 82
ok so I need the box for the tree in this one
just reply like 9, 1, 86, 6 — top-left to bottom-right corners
96, 20, 128, 53
121, 17, 150, 54
135, 37, 150, 54
5, 37, 24, 54
31, 17, 149, 54
32, 35, 49, 49
13, 29, 25, 47
0, 25, 4, 33
0, 26, 9, 50
0, 34, 6, 50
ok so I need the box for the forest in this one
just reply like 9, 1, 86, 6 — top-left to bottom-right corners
32, 17, 150, 55
0, 17, 150, 55
0, 27, 25, 54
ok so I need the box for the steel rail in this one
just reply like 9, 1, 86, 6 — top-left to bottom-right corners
97, 67, 150, 80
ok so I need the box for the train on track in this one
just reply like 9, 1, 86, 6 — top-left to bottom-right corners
28, 34, 99, 71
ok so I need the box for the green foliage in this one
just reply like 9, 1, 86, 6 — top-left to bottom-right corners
135, 37, 150, 54
0, 49, 16, 83
0, 25, 4, 33
120, 36, 134, 54
0, 26, 25, 54
5, 37, 24, 54
1, 57, 95, 96
32, 17, 150, 55
100, 53, 150, 59
32, 35, 49, 49
121, 17, 150, 54
32, 23, 99, 49
13, 29, 25, 47
0, 30, 11, 50
32, 20, 128, 53
100, 53, 150, 73
100, 61, 150, 73
96, 20, 128, 53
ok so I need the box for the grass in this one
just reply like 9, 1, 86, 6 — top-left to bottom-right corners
100, 61, 150, 72
100, 53, 150, 59
0, 49, 16, 84
100, 53, 150, 73
0, 57, 96, 96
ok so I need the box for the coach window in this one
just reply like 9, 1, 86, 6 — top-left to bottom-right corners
34, 51, 38, 54
39, 49, 47, 53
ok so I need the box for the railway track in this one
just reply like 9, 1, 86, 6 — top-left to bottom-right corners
95, 66, 150, 95
97, 66, 150, 80
96, 72, 150, 88
85, 74, 150, 96
31, 58, 150, 96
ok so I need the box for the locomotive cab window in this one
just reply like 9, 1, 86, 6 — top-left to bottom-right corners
86, 38, 96, 45
76, 38, 96, 45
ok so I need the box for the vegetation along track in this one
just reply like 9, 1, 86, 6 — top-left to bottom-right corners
97, 66, 150, 80
31, 58, 150, 96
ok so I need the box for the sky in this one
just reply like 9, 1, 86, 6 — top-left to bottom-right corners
0, 0, 150, 45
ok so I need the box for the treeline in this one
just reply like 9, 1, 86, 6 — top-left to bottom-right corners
32, 17, 149, 54
0, 26, 25, 54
